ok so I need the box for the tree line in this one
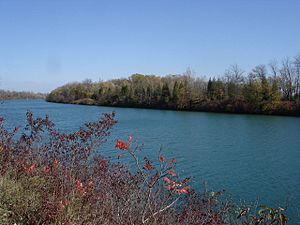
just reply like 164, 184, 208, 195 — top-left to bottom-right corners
0, 90, 46, 100
46, 54, 300, 116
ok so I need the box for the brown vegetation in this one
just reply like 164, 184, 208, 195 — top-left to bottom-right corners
0, 90, 46, 100
0, 112, 288, 224
47, 54, 300, 116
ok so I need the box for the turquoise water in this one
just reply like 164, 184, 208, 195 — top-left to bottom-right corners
1, 100, 300, 221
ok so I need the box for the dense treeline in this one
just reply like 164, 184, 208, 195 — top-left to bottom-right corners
47, 54, 300, 116
0, 90, 46, 100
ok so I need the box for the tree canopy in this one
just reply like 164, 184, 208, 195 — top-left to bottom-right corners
47, 54, 300, 116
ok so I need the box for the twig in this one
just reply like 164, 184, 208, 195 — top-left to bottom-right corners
142, 197, 179, 224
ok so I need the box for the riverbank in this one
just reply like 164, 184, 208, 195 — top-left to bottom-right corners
46, 65, 300, 117
0, 89, 46, 100
46, 98, 300, 117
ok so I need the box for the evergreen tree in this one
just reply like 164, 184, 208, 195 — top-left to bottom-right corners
161, 83, 171, 105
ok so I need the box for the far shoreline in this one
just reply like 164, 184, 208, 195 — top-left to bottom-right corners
45, 99, 300, 118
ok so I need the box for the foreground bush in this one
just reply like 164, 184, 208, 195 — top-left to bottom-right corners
0, 112, 288, 224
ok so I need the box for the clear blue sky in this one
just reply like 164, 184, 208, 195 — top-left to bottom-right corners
0, 0, 300, 93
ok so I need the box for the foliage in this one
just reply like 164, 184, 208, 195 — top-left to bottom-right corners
0, 90, 46, 100
0, 112, 289, 224
46, 54, 300, 116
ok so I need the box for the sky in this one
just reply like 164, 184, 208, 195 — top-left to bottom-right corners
0, 0, 300, 93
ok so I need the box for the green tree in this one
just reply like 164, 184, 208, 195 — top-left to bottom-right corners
161, 83, 171, 105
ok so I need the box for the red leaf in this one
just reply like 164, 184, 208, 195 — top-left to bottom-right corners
159, 154, 166, 163
167, 170, 176, 177
176, 186, 190, 194
23, 163, 36, 174
143, 163, 154, 171
43, 166, 51, 174
170, 158, 176, 167
128, 136, 132, 144
75, 180, 86, 195
163, 177, 171, 184
115, 139, 129, 150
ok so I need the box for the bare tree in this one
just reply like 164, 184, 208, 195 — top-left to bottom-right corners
225, 64, 245, 83
252, 65, 268, 79
293, 54, 300, 106
224, 64, 245, 99
279, 58, 295, 101
269, 60, 279, 78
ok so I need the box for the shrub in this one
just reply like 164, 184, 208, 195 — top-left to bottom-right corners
0, 112, 288, 224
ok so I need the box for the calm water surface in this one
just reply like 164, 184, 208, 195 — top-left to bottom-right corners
1, 100, 300, 221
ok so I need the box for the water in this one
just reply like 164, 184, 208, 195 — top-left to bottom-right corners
1, 100, 300, 222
